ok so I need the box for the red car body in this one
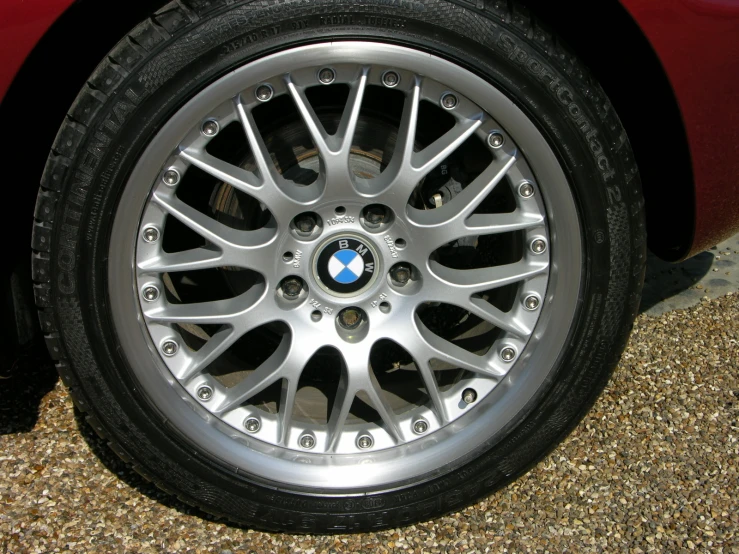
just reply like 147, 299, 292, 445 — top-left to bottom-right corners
1, 0, 738, 258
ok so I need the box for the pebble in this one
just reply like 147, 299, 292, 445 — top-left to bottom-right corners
1, 294, 738, 552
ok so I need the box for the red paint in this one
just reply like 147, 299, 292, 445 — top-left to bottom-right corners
620, 0, 739, 256
0, 0, 737, 257
0, 0, 74, 100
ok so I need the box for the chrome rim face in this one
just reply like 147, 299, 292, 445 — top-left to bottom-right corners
109, 42, 582, 490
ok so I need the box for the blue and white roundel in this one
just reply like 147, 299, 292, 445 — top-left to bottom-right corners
328, 249, 365, 284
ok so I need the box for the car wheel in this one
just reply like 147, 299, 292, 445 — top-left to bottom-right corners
32, 0, 645, 532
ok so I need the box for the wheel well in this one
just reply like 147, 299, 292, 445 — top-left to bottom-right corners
519, 0, 695, 261
3, 0, 693, 296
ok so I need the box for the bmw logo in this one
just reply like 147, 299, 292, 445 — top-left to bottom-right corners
314, 236, 378, 295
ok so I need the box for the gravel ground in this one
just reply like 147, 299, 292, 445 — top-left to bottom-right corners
2, 292, 738, 552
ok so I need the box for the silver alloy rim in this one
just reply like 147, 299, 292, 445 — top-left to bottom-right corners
109, 42, 582, 490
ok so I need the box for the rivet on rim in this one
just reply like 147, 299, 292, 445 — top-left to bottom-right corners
255, 84, 273, 102
162, 169, 180, 186
299, 433, 316, 449
382, 70, 400, 87
318, 67, 335, 84
142, 227, 160, 243
487, 132, 505, 149
356, 434, 374, 449
500, 346, 517, 362
142, 286, 159, 302
161, 340, 178, 357
244, 417, 261, 433
412, 419, 429, 434
530, 238, 547, 254
518, 181, 535, 198
197, 386, 213, 401
440, 93, 458, 109
524, 295, 540, 311
201, 119, 219, 137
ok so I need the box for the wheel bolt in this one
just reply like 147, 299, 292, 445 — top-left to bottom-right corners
364, 205, 387, 225
142, 227, 159, 243
441, 93, 458, 109
201, 119, 219, 137
318, 67, 335, 84
413, 419, 429, 434
255, 84, 273, 102
162, 169, 180, 186
197, 385, 213, 401
281, 277, 303, 299
293, 213, 316, 234
524, 295, 540, 311
244, 417, 260, 433
390, 265, 411, 286
382, 71, 400, 87
530, 238, 547, 254
518, 182, 535, 198
299, 433, 316, 449
161, 340, 178, 357
142, 286, 159, 302
462, 388, 477, 404
337, 307, 363, 330
356, 434, 374, 449
487, 132, 505, 149
500, 346, 516, 362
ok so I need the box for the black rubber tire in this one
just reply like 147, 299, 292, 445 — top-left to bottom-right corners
32, 0, 646, 532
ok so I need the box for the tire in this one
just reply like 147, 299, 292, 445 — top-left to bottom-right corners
32, 0, 645, 532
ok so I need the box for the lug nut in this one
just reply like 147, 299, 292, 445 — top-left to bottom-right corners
462, 388, 477, 404
201, 119, 219, 137
244, 417, 260, 433
293, 213, 316, 234
281, 277, 303, 299
518, 182, 535, 198
524, 295, 540, 311
413, 419, 429, 434
364, 205, 387, 225
255, 84, 273, 102
382, 71, 400, 87
161, 340, 178, 357
500, 346, 516, 362
487, 132, 505, 149
197, 385, 213, 401
142, 227, 159, 243
390, 265, 411, 286
441, 93, 458, 109
162, 169, 180, 186
299, 433, 316, 449
142, 286, 159, 302
356, 434, 374, 449
530, 238, 547, 254
318, 67, 335, 84
337, 307, 363, 330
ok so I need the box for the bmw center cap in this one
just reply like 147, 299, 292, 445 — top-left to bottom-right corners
314, 236, 378, 295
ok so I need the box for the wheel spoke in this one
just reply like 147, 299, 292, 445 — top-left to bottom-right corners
411, 117, 482, 179
278, 378, 298, 446
143, 285, 265, 326
176, 326, 239, 381
413, 357, 449, 424
466, 296, 531, 337
429, 259, 548, 293
137, 246, 225, 273
213, 336, 315, 415
414, 315, 505, 378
